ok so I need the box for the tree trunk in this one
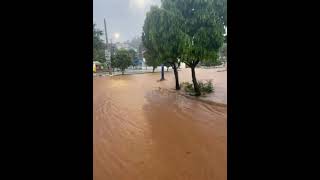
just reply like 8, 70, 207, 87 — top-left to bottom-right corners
122, 70, 124, 75
108, 66, 112, 75
167, 67, 169, 71
191, 66, 200, 96
160, 64, 165, 80
172, 63, 180, 90
152, 67, 155, 72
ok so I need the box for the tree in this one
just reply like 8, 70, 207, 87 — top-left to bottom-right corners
143, 5, 185, 90
142, 7, 162, 73
93, 49, 106, 63
164, 61, 171, 71
113, 49, 132, 75
162, 0, 226, 95
201, 59, 222, 67
128, 49, 137, 68
221, 43, 227, 58
177, 60, 181, 68
111, 54, 116, 72
143, 49, 160, 72
93, 24, 106, 63
220, 42, 227, 67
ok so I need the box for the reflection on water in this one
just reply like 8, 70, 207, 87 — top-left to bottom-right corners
94, 69, 227, 180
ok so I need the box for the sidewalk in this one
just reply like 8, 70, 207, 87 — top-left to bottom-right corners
94, 67, 175, 77
93, 66, 226, 77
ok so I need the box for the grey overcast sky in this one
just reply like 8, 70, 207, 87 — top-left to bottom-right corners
94, 0, 161, 43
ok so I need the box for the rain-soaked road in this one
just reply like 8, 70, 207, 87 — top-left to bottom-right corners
93, 68, 227, 180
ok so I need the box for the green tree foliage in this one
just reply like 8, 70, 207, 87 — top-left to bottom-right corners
143, 0, 226, 94
93, 49, 106, 63
161, 0, 226, 26
214, 0, 227, 26
113, 49, 132, 75
128, 49, 137, 68
111, 54, 116, 72
164, 61, 171, 71
142, 5, 184, 89
144, 49, 160, 72
142, 6, 161, 73
201, 59, 222, 67
161, 0, 226, 95
93, 24, 106, 63
220, 43, 227, 58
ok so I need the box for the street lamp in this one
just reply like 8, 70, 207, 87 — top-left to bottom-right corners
114, 33, 120, 42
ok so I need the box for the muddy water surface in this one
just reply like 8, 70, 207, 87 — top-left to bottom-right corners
93, 68, 227, 180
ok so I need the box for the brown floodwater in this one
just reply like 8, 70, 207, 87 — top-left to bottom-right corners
93, 68, 227, 180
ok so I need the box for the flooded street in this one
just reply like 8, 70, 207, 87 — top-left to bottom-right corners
93, 68, 227, 180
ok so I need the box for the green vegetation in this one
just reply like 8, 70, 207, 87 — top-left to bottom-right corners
93, 24, 106, 63
142, 5, 184, 90
199, 80, 214, 93
162, 0, 225, 95
128, 49, 138, 68
164, 61, 171, 71
143, 49, 161, 72
143, 0, 226, 94
113, 49, 132, 75
181, 80, 214, 95
201, 60, 223, 67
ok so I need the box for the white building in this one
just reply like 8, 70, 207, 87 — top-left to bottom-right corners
115, 42, 131, 50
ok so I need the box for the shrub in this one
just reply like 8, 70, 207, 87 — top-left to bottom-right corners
180, 80, 214, 95
200, 80, 214, 93
181, 82, 194, 92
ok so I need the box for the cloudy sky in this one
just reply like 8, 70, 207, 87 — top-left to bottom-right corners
94, 0, 161, 43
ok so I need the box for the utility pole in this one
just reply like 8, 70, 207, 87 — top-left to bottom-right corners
104, 18, 112, 75
110, 38, 113, 55
110, 38, 114, 72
